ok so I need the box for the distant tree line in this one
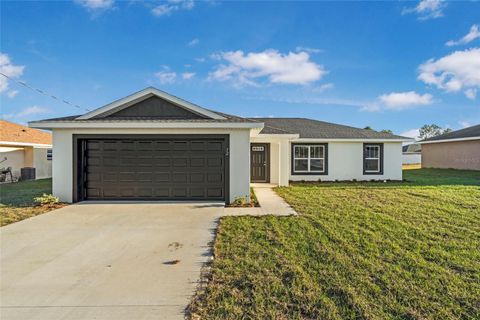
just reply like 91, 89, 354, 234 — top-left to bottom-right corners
363, 124, 452, 140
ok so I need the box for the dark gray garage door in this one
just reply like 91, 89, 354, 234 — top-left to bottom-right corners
83, 137, 227, 201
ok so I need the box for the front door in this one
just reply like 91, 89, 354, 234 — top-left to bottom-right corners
250, 143, 270, 182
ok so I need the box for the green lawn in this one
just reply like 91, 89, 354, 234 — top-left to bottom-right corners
0, 178, 60, 226
189, 169, 480, 319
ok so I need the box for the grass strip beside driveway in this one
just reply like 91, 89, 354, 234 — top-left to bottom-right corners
0, 179, 63, 226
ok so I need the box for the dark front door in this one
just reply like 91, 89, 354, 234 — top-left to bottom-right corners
250, 143, 269, 182
76, 135, 228, 202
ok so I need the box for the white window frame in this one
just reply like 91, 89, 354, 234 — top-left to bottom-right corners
293, 145, 325, 173
364, 145, 380, 173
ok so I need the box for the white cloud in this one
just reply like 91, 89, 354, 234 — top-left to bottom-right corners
458, 121, 471, 128
0, 53, 25, 97
446, 25, 480, 47
465, 88, 477, 100
195, 57, 206, 63
17, 106, 50, 117
208, 49, 326, 86
152, 0, 194, 17
182, 72, 195, 80
295, 46, 322, 54
187, 38, 199, 47
378, 91, 434, 110
312, 83, 334, 93
401, 128, 421, 140
76, 0, 114, 11
402, 0, 446, 20
418, 47, 480, 99
6, 90, 18, 98
155, 70, 177, 84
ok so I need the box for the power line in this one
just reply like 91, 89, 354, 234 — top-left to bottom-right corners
0, 72, 91, 112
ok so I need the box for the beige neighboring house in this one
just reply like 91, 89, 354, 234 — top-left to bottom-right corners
0, 120, 53, 180
420, 124, 480, 171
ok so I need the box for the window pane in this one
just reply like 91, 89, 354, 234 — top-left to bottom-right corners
365, 159, 379, 172
365, 145, 379, 158
294, 146, 308, 158
310, 159, 324, 172
294, 159, 308, 171
310, 146, 324, 158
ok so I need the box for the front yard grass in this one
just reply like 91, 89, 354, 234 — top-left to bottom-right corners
0, 179, 62, 226
189, 169, 480, 319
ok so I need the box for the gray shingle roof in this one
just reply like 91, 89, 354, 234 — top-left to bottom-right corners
402, 143, 421, 153
35, 111, 255, 123
251, 118, 408, 139
422, 124, 480, 142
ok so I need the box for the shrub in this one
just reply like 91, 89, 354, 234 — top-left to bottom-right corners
34, 193, 59, 206
232, 196, 248, 206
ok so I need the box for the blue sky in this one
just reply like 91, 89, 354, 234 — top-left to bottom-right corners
1, 0, 479, 138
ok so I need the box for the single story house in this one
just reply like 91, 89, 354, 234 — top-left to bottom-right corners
0, 120, 53, 180
419, 124, 480, 170
30, 87, 411, 203
402, 143, 421, 165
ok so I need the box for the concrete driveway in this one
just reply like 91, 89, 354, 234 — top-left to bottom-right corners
1, 202, 223, 320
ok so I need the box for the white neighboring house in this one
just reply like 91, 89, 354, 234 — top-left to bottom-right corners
0, 120, 52, 181
402, 143, 421, 165
30, 87, 412, 204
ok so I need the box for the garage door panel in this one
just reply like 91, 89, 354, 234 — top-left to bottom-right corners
207, 172, 223, 183
173, 158, 188, 167
155, 172, 171, 182
172, 188, 187, 197
190, 173, 205, 183
83, 137, 226, 201
190, 157, 205, 167
207, 157, 223, 167
207, 188, 223, 197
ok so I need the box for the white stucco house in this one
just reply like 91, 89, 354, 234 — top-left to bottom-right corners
30, 87, 410, 204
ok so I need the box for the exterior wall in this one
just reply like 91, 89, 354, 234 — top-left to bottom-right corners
52, 128, 251, 203
0, 146, 52, 180
402, 153, 422, 165
0, 147, 25, 179
289, 142, 403, 181
24, 147, 34, 167
33, 147, 53, 179
422, 140, 480, 170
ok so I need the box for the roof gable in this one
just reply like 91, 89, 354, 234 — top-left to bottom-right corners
93, 95, 207, 120
77, 87, 226, 120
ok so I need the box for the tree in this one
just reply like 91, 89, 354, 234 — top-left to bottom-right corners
380, 129, 393, 134
418, 124, 451, 140
364, 126, 373, 130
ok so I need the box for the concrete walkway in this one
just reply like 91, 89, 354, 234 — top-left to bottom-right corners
1, 203, 224, 320
223, 184, 297, 216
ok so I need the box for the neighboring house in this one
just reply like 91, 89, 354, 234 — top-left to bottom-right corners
420, 124, 480, 170
402, 143, 421, 165
30, 87, 411, 203
0, 120, 53, 180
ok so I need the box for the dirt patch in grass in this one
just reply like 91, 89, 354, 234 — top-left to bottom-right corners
1, 204, 66, 226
